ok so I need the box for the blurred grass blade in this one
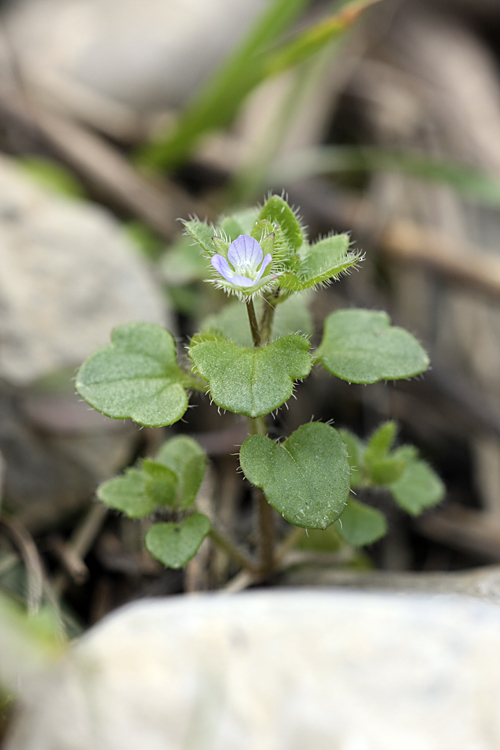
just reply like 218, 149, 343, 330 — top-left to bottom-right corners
270, 145, 500, 206
137, 0, 379, 172
265, 0, 381, 76
137, 0, 311, 171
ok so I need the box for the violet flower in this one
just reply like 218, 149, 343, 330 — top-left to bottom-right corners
211, 235, 273, 295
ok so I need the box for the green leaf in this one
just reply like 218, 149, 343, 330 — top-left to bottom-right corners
273, 293, 314, 339
250, 219, 276, 245
189, 335, 311, 418
294, 526, 342, 553
389, 459, 445, 516
183, 220, 216, 256
258, 195, 304, 251
368, 457, 406, 485
317, 309, 430, 383
365, 422, 405, 484
219, 217, 245, 241
280, 234, 361, 291
334, 499, 387, 546
97, 468, 154, 518
154, 436, 206, 508
339, 428, 364, 488
76, 322, 190, 427
142, 460, 178, 508
227, 207, 260, 235
240, 422, 351, 529
202, 301, 253, 347
145, 514, 211, 569
366, 421, 397, 458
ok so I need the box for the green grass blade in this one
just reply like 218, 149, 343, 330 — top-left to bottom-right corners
137, 0, 379, 171
137, 0, 312, 171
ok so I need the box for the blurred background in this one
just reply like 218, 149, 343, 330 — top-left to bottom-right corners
1, 0, 500, 657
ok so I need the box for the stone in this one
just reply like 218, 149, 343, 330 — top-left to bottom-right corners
5, 590, 500, 749
0, 155, 171, 525
0, 154, 169, 386
1, 0, 270, 117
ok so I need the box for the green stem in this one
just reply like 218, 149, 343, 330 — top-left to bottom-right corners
259, 290, 279, 346
248, 416, 275, 575
246, 299, 261, 347
209, 527, 259, 574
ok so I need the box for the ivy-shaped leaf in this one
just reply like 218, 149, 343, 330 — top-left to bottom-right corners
76, 322, 192, 427
317, 309, 430, 383
97, 468, 154, 519
334, 499, 387, 547
240, 422, 351, 529
189, 335, 311, 418
280, 235, 361, 291
389, 458, 445, 515
145, 513, 211, 569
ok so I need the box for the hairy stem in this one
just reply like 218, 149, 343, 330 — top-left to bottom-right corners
259, 290, 279, 346
249, 416, 275, 575
246, 299, 261, 347
209, 527, 259, 574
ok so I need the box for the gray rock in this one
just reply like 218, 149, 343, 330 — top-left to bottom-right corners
6, 590, 500, 749
2, 0, 270, 115
0, 154, 169, 386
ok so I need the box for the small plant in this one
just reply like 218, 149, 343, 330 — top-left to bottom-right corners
76, 195, 443, 578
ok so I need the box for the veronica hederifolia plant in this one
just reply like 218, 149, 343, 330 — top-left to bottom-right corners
76, 194, 443, 578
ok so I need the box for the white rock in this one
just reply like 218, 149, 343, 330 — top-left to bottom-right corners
0, 155, 169, 385
6, 590, 500, 749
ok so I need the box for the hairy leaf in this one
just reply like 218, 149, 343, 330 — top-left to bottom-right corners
76, 322, 190, 427
389, 459, 445, 515
145, 514, 211, 569
317, 309, 429, 383
240, 422, 350, 529
334, 499, 387, 546
280, 234, 360, 291
189, 335, 311, 417
97, 468, 154, 519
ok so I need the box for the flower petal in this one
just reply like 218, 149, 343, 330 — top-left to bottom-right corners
230, 274, 256, 287
253, 253, 273, 283
228, 235, 263, 268
211, 254, 234, 281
